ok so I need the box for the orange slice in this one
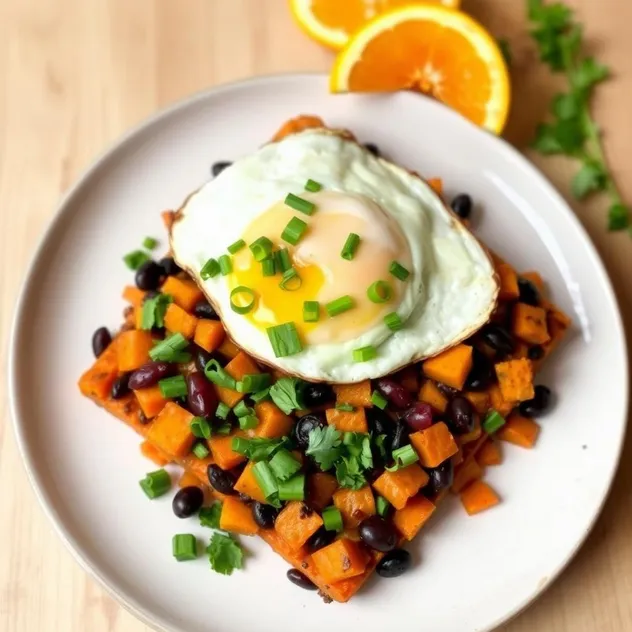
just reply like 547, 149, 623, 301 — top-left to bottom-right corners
289, 0, 460, 50
330, 5, 510, 133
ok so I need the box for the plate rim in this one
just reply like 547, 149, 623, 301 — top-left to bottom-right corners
7, 71, 629, 632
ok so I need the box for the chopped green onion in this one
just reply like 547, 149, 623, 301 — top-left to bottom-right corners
267, 322, 303, 357
483, 410, 506, 434
235, 381, 246, 393
322, 506, 343, 532
227, 239, 246, 254
386, 444, 419, 472
353, 345, 377, 362
277, 473, 305, 501
192, 442, 210, 459
218, 255, 232, 276
249, 237, 274, 262
384, 312, 403, 332
139, 469, 171, 499
230, 286, 256, 314
123, 250, 150, 271
172, 534, 198, 561
325, 295, 354, 317
275, 248, 292, 272
389, 260, 410, 281
285, 193, 316, 215
252, 461, 278, 501
261, 258, 276, 277
159, 375, 188, 399
215, 421, 232, 435
149, 333, 190, 362
241, 373, 272, 393
143, 236, 158, 250
251, 387, 271, 403
279, 268, 302, 291
281, 217, 308, 245
190, 417, 211, 439
239, 414, 259, 430
233, 401, 252, 417
367, 280, 392, 303
340, 233, 360, 260
200, 258, 220, 280
141, 293, 173, 330
269, 449, 302, 482
303, 301, 320, 323
304, 179, 322, 193
336, 403, 355, 412
371, 391, 388, 410
376, 496, 391, 518
204, 359, 237, 389
216, 402, 231, 420
232, 436, 288, 461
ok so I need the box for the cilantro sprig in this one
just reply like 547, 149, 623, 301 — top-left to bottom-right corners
528, 0, 631, 232
206, 533, 243, 576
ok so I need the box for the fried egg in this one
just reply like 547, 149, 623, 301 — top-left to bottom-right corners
170, 128, 498, 382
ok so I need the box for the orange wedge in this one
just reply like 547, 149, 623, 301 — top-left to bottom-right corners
289, 0, 460, 50
330, 5, 510, 133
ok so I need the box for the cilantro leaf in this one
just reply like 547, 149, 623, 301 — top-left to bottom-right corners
141, 293, 173, 330
231, 436, 288, 461
268, 448, 302, 482
335, 457, 367, 490
269, 377, 305, 414
532, 118, 585, 155
374, 434, 388, 461
571, 161, 607, 199
199, 502, 222, 529
608, 204, 630, 231
360, 435, 373, 470
305, 426, 342, 471
551, 92, 582, 120
207, 533, 243, 575
570, 57, 609, 93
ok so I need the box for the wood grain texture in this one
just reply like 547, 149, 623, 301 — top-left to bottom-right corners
0, 0, 630, 630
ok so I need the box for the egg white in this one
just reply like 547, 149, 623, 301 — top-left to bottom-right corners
170, 129, 498, 382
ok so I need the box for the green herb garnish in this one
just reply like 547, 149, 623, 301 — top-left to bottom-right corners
207, 533, 243, 575
141, 293, 173, 330
305, 426, 343, 471
199, 502, 223, 529
269, 377, 305, 414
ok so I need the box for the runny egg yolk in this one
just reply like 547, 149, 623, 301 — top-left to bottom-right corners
230, 191, 413, 345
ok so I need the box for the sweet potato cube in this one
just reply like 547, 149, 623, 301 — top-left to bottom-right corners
78, 342, 119, 400
254, 401, 294, 438
208, 433, 247, 470
497, 413, 540, 448
311, 539, 368, 584
164, 303, 198, 339
520, 271, 544, 292
178, 471, 201, 488
427, 178, 443, 195
451, 457, 484, 493
139, 440, 170, 466
464, 391, 490, 414
333, 486, 376, 529
220, 496, 260, 535
495, 358, 535, 402
194, 319, 225, 353
372, 464, 429, 510
275, 501, 323, 551
215, 351, 260, 408
307, 473, 339, 511
410, 422, 459, 468
460, 480, 500, 515
418, 380, 448, 413
334, 381, 372, 407
326, 407, 368, 433
146, 402, 195, 458
122, 285, 146, 307
477, 441, 502, 466
422, 344, 473, 390
233, 461, 267, 503
393, 495, 436, 540
160, 276, 203, 312
512, 303, 550, 345
134, 384, 169, 418
117, 330, 154, 372
217, 337, 240, 359
488, 383, 516, 417
497, 263, 520, 301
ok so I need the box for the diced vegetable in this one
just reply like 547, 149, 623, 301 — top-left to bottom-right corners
487, 383, 516, 417
178, 471, 201, 488
410, 422, 459, 468
160, 276, 204, 312
172, 534, 198, 561
310, 539, 368, 584
497, 413, 540, 448
307, 473, 339, 511
134, 384, 169, 419
372, 464, 429, 510
427, 177, 443, 195
451, 457, 483, 493
192, 319, 225, 353
215, 352, 260, 408
209, 433, 247, 470
512, 303, 551, 344
459, 480, 500, 515
139, 440, 170, 466
139, 469, 171, 499
234, 461, 268, 503
496, 263, 520, 301
422, 344, 473, 390
219, 497, 260, 535
254, 401, 293, 438
117, 330, 154, 372
163, 303, 198, 339
494, 358, 535, 402
464, 391, 490, 414
217, 337, 241, 359
332, 486, 376, 529
477, 441, 502, 466
272, 114, 324, 141
122, 285, 146, 307
393, 495, 436, 540
418, 380, 448, 413
333, 381, 372, 408
325, 407, 368, 433
274, 501, 323, 550
78, 341, 119, 400
146, 402, 196, 458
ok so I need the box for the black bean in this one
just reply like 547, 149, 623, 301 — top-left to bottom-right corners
211, 161, 232, 177
207, 464, 236, 495
301, 383, 335, 408
446, 395, 476, 435
306, 527, 336, 553
425, 460, 454, 496
294, 413, 326, 449
187, 373, 219, 418
193, 345, 214, 374
193, 300, 218, 320
238, 493, 252, 504
135, 260, 163, 291
129, 361, 174, 390
252, 502, 279, 529
138, 410, 149, 425
519, 385, 552, 417
528, 345, 545, 361
518, 278, 540, 306
366, 407, 394, 437
451, 194, 472, 219
481, 324, 514, 357
286, 568, 318, 591
172, 486, 204, 518
401, 402, 433, 432
92, 327, 112, 357
376, 377, 413, 409
110, 373, 131, 399
391, 420, 410, 453
376, 549, 412, 578
465, 348, 495, 391
359, 516, 398, 552
436, 382, 459, 398
141, 290, 159, 304
364, 143, 380, 156
159, 257, 181, 277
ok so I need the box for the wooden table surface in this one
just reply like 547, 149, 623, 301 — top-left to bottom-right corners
0, 0, 630, 630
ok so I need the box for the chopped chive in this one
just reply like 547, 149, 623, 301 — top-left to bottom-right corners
233, 401, 253, 417
139, 469, 171, 499
261, 258, 276, 277
249, 237, 274, 262
172, 534, 198, 561
251, 387, 271, 403
279, 268, 302, 291
239, 414, 259, 430
252, 461, 278, 501
376, 496, 391, 518
269, 449, 302, 482
204, 359, 237, 389
336, 403, 355, 412
275, 248, 292, 272
325, 295, 354, 317
386, 444, 419, 472
149, 333, 190, 362
241, 373, 272, 393
281, 217, 308, 245
304, 179, 322, 193
192, 442, 210, 459
384, 312, 403, 332
367, 280, 392, 303
143, 236, 158, 250
278, 473, 305, 501
227, 239, 246, 254
190, 416, 211, 439
267, 322, 303, 358
322, 506, 343, 532
216, 402, 231, 419
389, 260, 410, 281
229, 286, 256, 314
235, 381, 246, 393
123, 250, 150, 271
353, 345, 377, 363
200, 258, 220, 280
285, 193, 316, 216
303, 301, 320, 323
483, 410, 506, 434
340, 233, 360, 260
371, 391, 388, 410
159, 375, 188, 399
218, 255, 232, 276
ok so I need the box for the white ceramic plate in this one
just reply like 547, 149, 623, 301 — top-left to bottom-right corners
9, 74, 628, 632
